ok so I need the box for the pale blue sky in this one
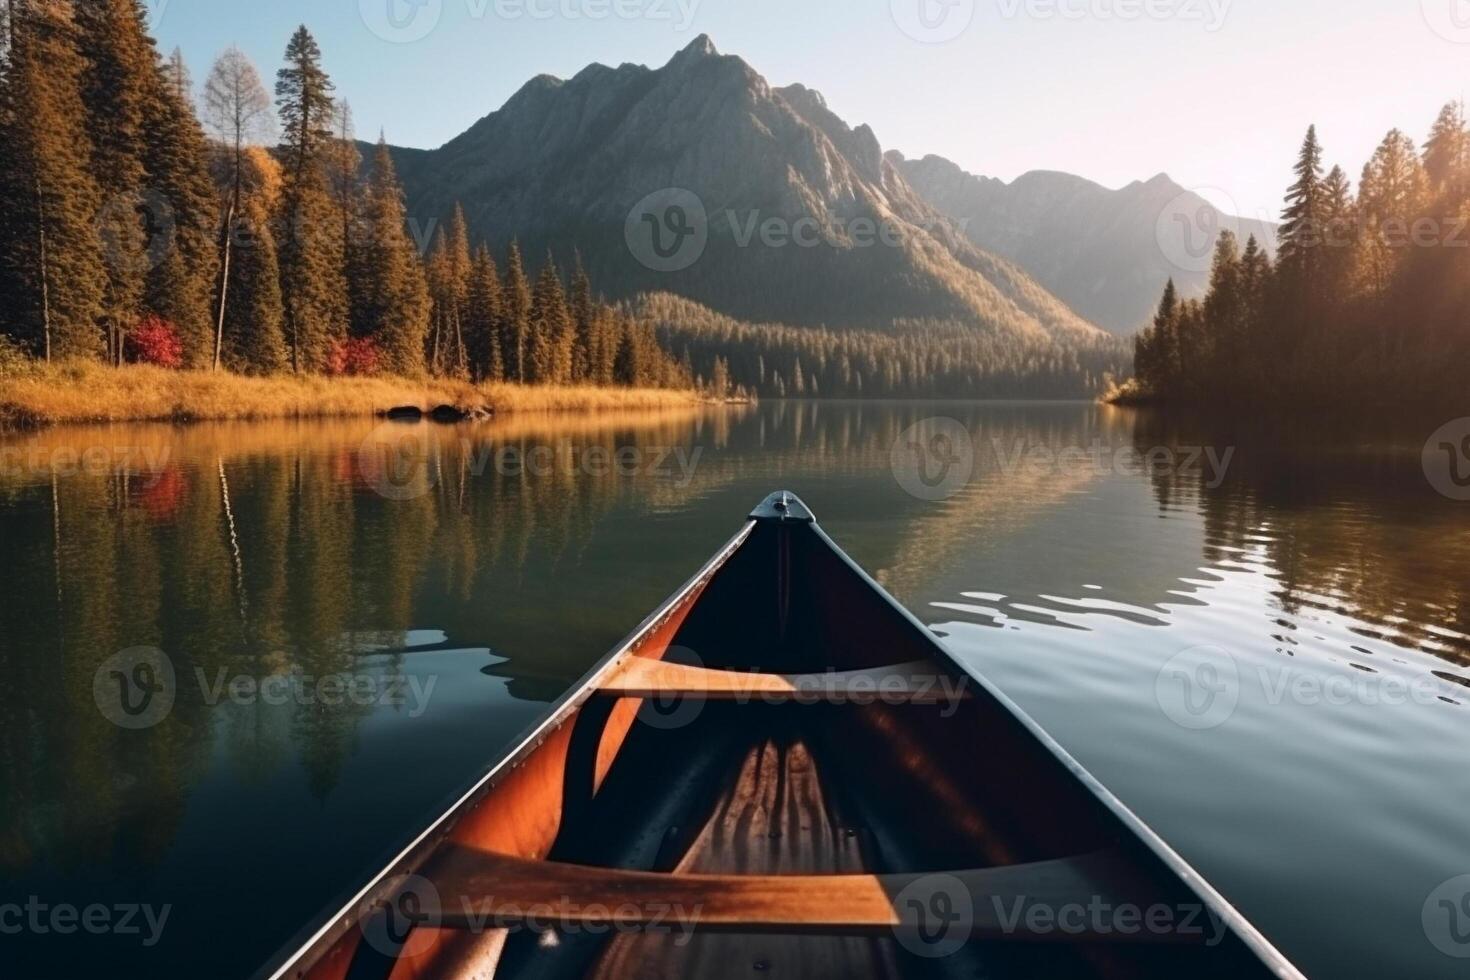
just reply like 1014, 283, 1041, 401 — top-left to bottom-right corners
150, 0, 1470, 218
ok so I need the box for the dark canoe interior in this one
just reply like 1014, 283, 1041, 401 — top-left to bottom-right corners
274, 494, 1298, 980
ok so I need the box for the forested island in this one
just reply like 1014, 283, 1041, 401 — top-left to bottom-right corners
1119, 104, 1470, 413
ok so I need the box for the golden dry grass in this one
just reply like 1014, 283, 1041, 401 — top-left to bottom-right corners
0, 361, 700, 428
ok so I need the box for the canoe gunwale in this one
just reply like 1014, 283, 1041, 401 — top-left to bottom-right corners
254, 521, 756, 980
802, 517, 1307, 980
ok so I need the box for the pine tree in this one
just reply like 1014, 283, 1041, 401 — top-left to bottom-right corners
142, 42, 220, 367
1422, 101, 1468, 203
569, 254, 594, 382
75, 0, 156, 363
1359, 129, 1427, 296
0, 0, 108, 360
439, 205, 471, 375
221, 194, 286, 374
711, 355, 729, 399
1318, 165, 1358, 304
274, 25, 346, 372
527, 254, 571, 383
1201, 231, 1241, 378
350, 139, 430, 375
500, 240, 530, 382
465, 244, 503, 381
1278, 126, 1326, 276
612, 316, 637, 386
326, 99, 360, 314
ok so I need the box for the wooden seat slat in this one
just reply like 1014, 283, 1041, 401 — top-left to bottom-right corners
417, 844, 1188, 942
594, 658, 970, 704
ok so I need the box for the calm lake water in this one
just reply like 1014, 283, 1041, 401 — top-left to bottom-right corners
2, 401, 1468, 979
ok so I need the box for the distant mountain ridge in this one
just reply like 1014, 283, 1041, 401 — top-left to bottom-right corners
378, 35, 1113, 353
893, 153, 1279, 333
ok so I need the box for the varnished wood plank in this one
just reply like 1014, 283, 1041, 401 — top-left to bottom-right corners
595, 658, 970, 704
589, 739, 902, 980
418, 843, 1182, 942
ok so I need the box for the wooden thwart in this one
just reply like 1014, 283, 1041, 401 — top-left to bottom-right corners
418, 844, 1190, 942
595, 658, 970, 704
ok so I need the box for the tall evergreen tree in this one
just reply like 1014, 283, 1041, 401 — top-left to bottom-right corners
326, 99, 360, 306
0, 0, 108, 359
221, 193, 286, 373
274, 25, 346, 372
440, 205, 471, 375
349, 139, 430, 375
1318, 165, 1358, 303
465, 244, 503, 382
527, 254, 571, 383
500, 240, 530, 382
1359, 129, 1427, 297
569, 253, 594, 382
75, 0, 155, 363
142, 41, 220, 366
1278, 126, 1326, 276
1422, 101, 1468, 202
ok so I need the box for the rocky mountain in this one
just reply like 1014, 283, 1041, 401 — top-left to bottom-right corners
381, 35, 1112, 350
893, 154, 1279, 334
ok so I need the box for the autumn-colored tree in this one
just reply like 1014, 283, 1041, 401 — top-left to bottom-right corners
349, 139, 430, 375
0, 0, 108, 360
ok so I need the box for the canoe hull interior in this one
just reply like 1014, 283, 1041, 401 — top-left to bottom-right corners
267, 495, 1301, 980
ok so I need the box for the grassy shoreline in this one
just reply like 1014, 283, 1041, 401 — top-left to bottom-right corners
0, 362, 701, 429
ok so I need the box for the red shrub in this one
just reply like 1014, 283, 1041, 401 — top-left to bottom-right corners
127, 315, 184, 369
326, 337, 381, 377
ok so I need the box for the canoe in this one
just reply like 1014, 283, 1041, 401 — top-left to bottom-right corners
262, 492, 1304, 980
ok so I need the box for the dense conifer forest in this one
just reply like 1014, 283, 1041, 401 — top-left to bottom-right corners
1128, 105, 1470, 411
0, 4, 683, 389
637, 294, 1129, 399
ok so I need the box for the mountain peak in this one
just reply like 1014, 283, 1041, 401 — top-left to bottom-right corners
670, 33, 719, 64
